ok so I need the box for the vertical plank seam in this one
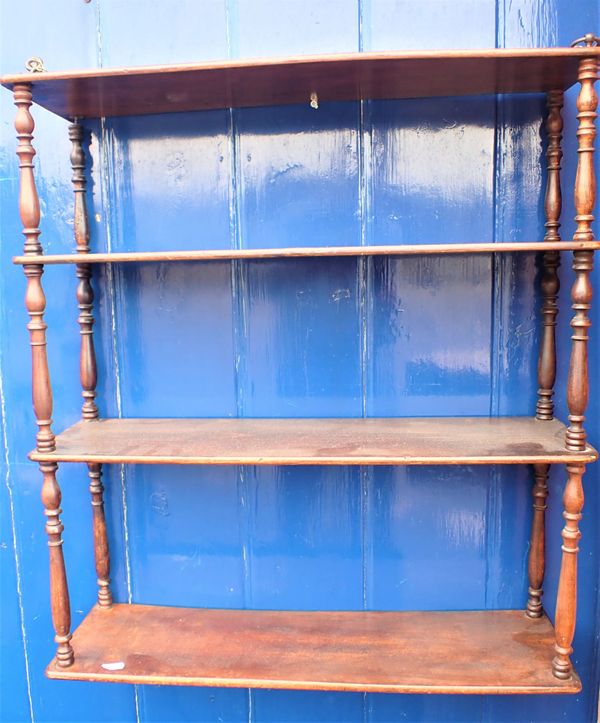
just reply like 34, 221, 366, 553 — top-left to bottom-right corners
485, 0, 505, 619
0, 356, 34, 722
225, 2, 252, 719
481, 6, 505, 720
358, 3, 370, 721
97, 111, 140, 723
95, 0, 136, 708
95, 0, 140, 694
227, 108, 253, 599
98, 122, 133, 597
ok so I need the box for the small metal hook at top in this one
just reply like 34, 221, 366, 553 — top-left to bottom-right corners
25, 57, 46, 73
571, 33, 600, 47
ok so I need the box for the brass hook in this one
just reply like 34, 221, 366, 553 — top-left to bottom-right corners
25, 57, 46, 73
571, 33, 600, 47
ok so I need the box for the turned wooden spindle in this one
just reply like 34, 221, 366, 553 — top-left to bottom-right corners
69, 121, 98, 420
88, 464, 112, 607
553, 463, 585, 678
566, 55, 597, 452
40, 462, 74, 667
69, 123, 113, 607
536, 90, 563, 421
15, 84, 73, 666
526, 463, 549, 618
527, 92, 564, 618
14, 83, 55, 453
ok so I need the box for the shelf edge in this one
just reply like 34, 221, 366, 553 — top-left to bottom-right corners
12, 241, 600, 266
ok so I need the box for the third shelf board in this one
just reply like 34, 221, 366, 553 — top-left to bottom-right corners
30, 417, 597, 466
47, 603, 580, 694
12, 240, 600, 266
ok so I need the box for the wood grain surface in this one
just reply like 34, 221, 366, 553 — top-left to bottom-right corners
2, 47, 600, 119
12, 240, 600, 266
29, 417, 598, 466
46, 603, 582, 693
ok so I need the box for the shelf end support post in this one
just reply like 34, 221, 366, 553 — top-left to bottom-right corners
553, 462, 585, 679
14, 83, 73, 666
69, 119, 112, 608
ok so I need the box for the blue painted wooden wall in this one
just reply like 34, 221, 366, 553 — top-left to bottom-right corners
1, 2, 598, 721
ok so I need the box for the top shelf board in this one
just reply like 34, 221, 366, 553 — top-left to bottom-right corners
2, 47, 600, 119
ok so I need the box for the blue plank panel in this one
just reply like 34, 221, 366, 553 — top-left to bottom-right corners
245, 465, 363, 610
0, 460, 31, 723
238, 258, 362, 416
235, 105, 361, 249
366, 465, 489, 611
361, 0, 496, 50
0, 1, 599, 722
103, 113, 233, 253
365, 97, 496, 247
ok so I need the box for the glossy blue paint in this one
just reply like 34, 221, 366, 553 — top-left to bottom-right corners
0, 3, 599, 723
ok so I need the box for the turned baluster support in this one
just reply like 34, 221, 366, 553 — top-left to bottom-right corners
566, 249, 594, 453
552, 45, 597, 680
69, 120, 98, 420
15, 83, 55, 453
41, 462, 74, 666
536, 90, 563, 421
526, 464, 549, 618
14, 83, 74, 665
565, 50, 597, 452
527, 91, 564, 618
89, 464, 112, 607
553, 463, 585, 678
69, 121, 113, 607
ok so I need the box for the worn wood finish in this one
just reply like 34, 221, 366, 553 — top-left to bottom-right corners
553, 463, 585, 679
536, 91, 563, 421
15, 84, 72, 667
566, 56, 597, 451
28, 417, 598, 466
40, 462, 73, 667
88, 464, 111, 608
2, 48, 600, 119
11, 240, 600, 267
14, 83, 55, 454
46, 603, 580, 693
527, 463, 550, 618
528, 91, 565, 621
566, 250, 594, 451
69, 121, 98, 421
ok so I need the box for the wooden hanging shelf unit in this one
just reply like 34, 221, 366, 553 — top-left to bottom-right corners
3, 39, 599, 695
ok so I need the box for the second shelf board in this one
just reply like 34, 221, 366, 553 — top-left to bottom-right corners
12, 240, 600, 266
29, 417, 598, 466
47, 603, 580, 694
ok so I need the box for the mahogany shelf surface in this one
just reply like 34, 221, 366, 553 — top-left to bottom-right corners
12, 240, 600, 266
3, 47, 600, 119
29, 417, 597, 466
46, 603, 581, 694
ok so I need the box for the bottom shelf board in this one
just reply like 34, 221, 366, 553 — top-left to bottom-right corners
46, 604, 581, 694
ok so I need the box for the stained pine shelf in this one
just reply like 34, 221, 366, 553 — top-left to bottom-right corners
46, 603, 580, 694
2, 46, 600, 119
12, 240, 600, 266
29, 417, 597, 466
